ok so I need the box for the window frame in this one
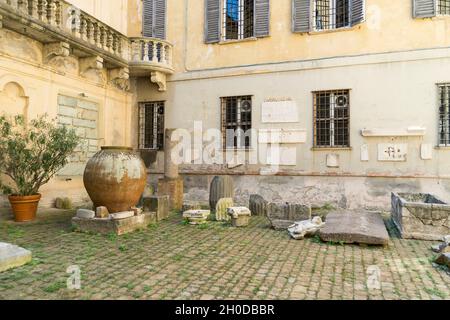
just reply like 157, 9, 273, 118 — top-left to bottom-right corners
312, 0, 351, 32
221, 0, 255, 41
312, 89, 351, 149
138, 101, 165, 151
438, 83, 450, 147
220, 95, 253, 150
437, 0, 450, 15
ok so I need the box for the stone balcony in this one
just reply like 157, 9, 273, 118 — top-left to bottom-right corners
0, 0, 173, 91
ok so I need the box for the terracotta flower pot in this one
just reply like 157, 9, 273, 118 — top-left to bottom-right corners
83, 146, 147, 213
8, 194, 41, 222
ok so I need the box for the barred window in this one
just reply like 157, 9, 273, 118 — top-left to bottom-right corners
223, 0, 254, 40
313, 90, 350, 148
138, 101, 165, 150
438, 0, 450, 15
314, 0, 350, 31
439, 85, 450, 146
221, 96, 252, 149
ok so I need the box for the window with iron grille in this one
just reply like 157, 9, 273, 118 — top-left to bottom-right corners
313, 90, 350, 148
223, 0, 254, 40
438, 84, 450, 146
221, 96, 252, 149
314, 0, 350, 31
138, 101, 165, 150
438, 0, 450, 15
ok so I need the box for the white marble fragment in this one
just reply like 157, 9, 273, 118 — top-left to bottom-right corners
288, 217, 326, 240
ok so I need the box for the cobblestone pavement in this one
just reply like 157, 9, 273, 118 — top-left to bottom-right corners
0, 210, 449, 300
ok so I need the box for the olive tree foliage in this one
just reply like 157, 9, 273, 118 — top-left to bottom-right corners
0, 114, 80, 196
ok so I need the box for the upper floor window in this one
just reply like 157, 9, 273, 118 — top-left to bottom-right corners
142, 0, 167, 39
293, 0, 365, 33
205, 0, 269, 43
314, 0, 350, 31
438, 0, 450, 14
414, 0, 450, 18
438, 84, 450, 146
223, 0, 254, 40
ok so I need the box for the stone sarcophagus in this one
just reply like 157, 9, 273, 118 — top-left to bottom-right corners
391, 192, 450, 241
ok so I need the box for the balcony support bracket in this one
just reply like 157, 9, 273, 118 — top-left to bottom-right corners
150, 71, 167, 92
80, 55, 104, 75
109, 67, 130, 91
43, 42, 70, 64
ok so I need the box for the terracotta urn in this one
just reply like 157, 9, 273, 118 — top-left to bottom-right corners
83, 146, 147, 213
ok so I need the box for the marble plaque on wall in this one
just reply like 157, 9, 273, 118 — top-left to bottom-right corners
377, 144, 408, 162
258, 129, 307, 144
261, 100, 299, 123
266, 146, 297, 166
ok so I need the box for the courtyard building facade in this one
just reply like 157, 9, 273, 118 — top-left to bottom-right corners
1, 0, 450, 215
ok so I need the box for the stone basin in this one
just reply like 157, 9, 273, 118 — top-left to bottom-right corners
391, 192, 450, 241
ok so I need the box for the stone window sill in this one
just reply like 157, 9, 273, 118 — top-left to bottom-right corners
311, 147, 353, 151
218, 37, 258, 45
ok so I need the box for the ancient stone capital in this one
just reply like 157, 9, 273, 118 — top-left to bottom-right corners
150, 71, 167, 92
43, 42, 70, 64
109, 67, 130, 91
79, 56, 104, 76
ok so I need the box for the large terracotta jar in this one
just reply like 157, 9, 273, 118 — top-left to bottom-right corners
83, 146, 147, 213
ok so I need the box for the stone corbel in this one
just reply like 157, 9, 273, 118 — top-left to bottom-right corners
109, 67, 130, 91
150, 71, 167, 92
43, 42, 70, 64
79, 56, 104, 77
0, 14, 3, 29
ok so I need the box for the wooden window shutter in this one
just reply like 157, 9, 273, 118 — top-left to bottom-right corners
292, 0, 311, 33
142, 0, 166, 39
205, 0, 221, 43
142, 0, 154, 37
255, 0, 270, 37
154, 0, 167, 39
413, 0, 436, 18
350, 0, 365, 26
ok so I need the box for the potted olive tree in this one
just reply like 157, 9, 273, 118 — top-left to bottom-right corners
0, 115, 79, 222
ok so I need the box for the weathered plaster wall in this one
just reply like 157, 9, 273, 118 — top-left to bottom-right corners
136, 46, 450, 209
0, 28, 134, 217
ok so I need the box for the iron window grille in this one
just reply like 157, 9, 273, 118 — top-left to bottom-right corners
313, 90, 350, 148
438, 84, 450, 146
138, 101, 165, 150
314, 0, 350, 31
438, 0, 450, 15
223, 0, 254, 40
221, 96, 252, 149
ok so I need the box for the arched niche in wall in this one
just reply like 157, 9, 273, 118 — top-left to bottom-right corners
0, 81, 29, 120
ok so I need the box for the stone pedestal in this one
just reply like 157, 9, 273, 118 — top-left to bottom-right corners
227, 207, 251, 227
143, 195, 170, 221
158, 177, 183, 211
72, 212, 156, 236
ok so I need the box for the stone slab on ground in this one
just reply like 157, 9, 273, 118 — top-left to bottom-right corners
72, 212, 156, 235
319, 210, 390, 246
0, 242, 32, 272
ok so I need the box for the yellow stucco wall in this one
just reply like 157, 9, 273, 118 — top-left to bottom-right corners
158, 0, 450, 73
